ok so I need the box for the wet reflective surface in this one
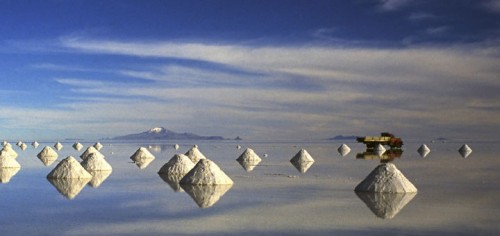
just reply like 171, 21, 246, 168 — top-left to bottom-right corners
0, 140, 499, 235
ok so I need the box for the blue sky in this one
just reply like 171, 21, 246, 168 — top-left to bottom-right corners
1, 0, 500, 141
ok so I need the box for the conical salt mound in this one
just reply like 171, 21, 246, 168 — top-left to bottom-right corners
19, 143, 27, 151
32, 141, 39, 148
73, 142, 83, 151
356, 192, 417, 219
291, 161, 314, 173
182, 184, 233, 208
0, 150, 21, 168
236, 148, 262, 162
16, 141, 23, 147
185, 146, 207, 164
130, 147, 155, 161
417, 144, 431, 158
174, 144, 180, 150
0, 167, 21, 183
2, 141, 7, 146
47, 156, 93, 179
355, 163, 417, 193
374, 144, 386, 156
290, 149, 314, 163
80, 146, 105, 160
54, 142, 63, 151
180, 159, 233, 185
459, 144, 472, 158
37, 146, 58, 159
93, 142, 103, 150
1, 144, 18, 159
338, 144, 351, 156
80, 153, 112, 171
47, 178, 90, 200
158, 154, 195, 176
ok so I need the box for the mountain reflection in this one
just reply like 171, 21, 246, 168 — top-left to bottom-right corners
0, 167, 20, 183
47, 178, 90, 200
355, 191, 416, 219
181, 184, 233, 208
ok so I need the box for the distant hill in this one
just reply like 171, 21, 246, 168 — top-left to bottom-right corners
113, 127, 225, 140
328, 135, 357, 140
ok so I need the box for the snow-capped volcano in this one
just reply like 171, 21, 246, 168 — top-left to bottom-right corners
113, 127, 224, 140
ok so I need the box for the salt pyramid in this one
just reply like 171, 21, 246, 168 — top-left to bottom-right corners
337, 144, 351, 156
80, 152, 112, 171
290, 149, 315, 163
37, 146, 58, 159
87, 170, 112, 188
417, 144, 431, 158
174, 144, 180, 150
291, 161, 314, 173
2, 143, 18, 159
16, 141, 23, 147
54, 142, 63, 151
32, 141, 39, 148
130, 147, 155, 169
459, 144, 472, 158
182, 184, 233, 208
355, 163, 417, 193
0, 167, 21, 183
237, 148, 262, 162
0, 150, 21, 168
19, 143, 27, 151
185, 145, 207, 163
47, 156, 93, 179
93, 142, 103, 150
47, 178, 90, 200
374, 144, 386, 156
236, 145, 241, 150
158, 154, 195, 176
80, 146, 105, 160
2, 141, 7, 146
180, 159, 233, 185
356, 191, 417, 219
73, 142, 83, 151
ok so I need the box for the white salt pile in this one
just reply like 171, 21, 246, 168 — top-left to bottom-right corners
32, 141, 39, 148
47, 156, 93, 179
47, 178, 90, 200
417, 144, 431, 158
130, 147, 155, 169
374, 144, 386, 156
236, 145, 241, 150
2, 143, 18, 159
37, 146, 59, 166
185, 145, 207, 164
0, 149, 21, 168
19, 143, 27, 151
290, 149, 314, 163
174, 144, 180, 150
291, 161, 314, 173
355, 163, 417, 193
93, 142, 103, 150
158, 154, 195, 176
16, 141, 23, 147
2, 141, 7, 146
180, 159, 233, 185
459, 144, 472, 158
237, 148, 262, 162
356, 191, 417, 219
0, 167, 21, 183
54, 142, 63, 151
80, 152, 112, 171
182, 184, 233, 208
337, 144, 351, 156
80, 146, 105, 160
73, 142, 83, 151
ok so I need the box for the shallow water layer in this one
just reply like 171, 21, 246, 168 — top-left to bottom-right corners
0, 141, 499, 235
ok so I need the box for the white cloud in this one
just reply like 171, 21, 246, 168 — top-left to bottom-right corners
378, 0, 413, 11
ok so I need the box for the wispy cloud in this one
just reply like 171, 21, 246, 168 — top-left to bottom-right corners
378, 0, 413, 11
483, 0, 500, 13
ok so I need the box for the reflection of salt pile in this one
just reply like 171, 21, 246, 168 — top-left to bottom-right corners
459, 144, 472, 158
158, 154, 195, 176
185, 145, 207, 163
47, 178, 91, 200
0, 167, 21, 183
417, 144, 431, 158
338, 144, 351, 156
159, 174, 185, 192
87, 170, 112, 188
180, 159, 233, 185
47, 156, 93, 179
54, 142, 63, 151
93, 142, 103, 150
236, 148, 262, 172
73, 142, 83, 151
290, 149, 315, 173
37, 146, 59, 166
181, 184, 233, 208
2, 143, 18, 159
356, 191, 416, 219
80, 146, 105, 161
374, 144, 386, 156
81, 153, 112, 171
130, 147, 155, 169
32, 141, 39, 148
355, 163, 417, 193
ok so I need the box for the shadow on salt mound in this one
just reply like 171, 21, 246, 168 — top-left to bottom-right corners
355, 191, 417, 219
0, 167, 21, 183
47, 178, 90, 200
87, 170, 112, 188
181, 184, 233, 208
417, 144, 431, 158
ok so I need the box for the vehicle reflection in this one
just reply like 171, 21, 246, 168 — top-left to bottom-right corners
356, 149, 403, 163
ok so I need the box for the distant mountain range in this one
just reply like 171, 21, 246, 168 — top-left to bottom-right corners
113, 127, 225, 140
328, 135, 357, 140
